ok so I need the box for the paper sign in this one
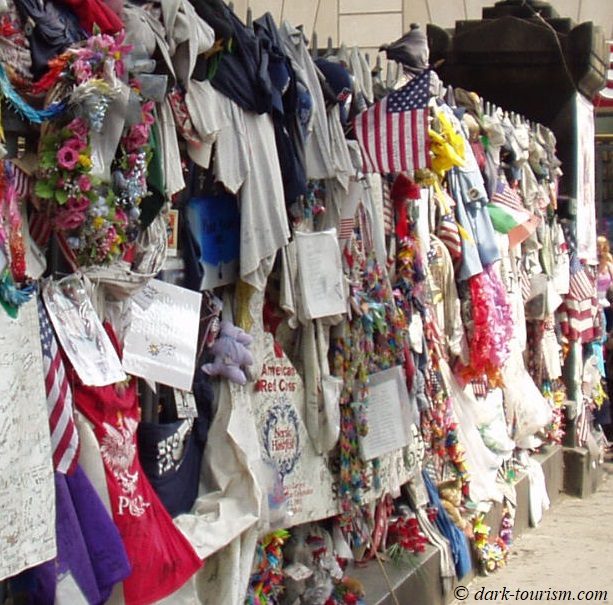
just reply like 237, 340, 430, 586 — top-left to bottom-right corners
295, 229, 346, 319
122, 279, 202, 390
0, 298, 56, 580
359, 366, 413, 461
43, 278, 126, 387
175, 389, 199, 419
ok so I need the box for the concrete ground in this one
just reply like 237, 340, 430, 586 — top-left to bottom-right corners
452, 456, 613, 605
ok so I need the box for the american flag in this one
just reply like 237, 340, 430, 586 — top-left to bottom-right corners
38, 297, 80, 474
338, 217, 355, 240
491, 180, 524, 211
437, 215, 462, 262
568, 253, 594, 301
354, 69, 431, 174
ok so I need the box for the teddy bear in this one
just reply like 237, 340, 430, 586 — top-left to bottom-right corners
201, 320, 254, 385
438, 478, 469, 533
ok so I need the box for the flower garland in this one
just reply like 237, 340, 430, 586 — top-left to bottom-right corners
34, 33, 158, 266
459, 265, 513, 385
0, 162, 34, 316
112, 96, 155, 241
35, 116, 126, 265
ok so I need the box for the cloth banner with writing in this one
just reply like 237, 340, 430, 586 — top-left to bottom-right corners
0, 298, 56, 580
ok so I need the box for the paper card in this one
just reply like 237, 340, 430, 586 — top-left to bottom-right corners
132, 281, 157, 311
295, 229, 347, 319
359, 366, 414, 461
166, 209, 179, 257
174, 389, 199, 419
0, 298, 56, 580
122, 279, 202, 390
43, 278, 126, 387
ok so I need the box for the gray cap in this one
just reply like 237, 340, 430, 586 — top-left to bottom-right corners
379, 24, 429, 74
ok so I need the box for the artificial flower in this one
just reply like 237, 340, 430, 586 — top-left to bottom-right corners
55, 207, 87, 230
77, 174, 92, 192
78, 154, 93, 170
67, 117, 89, 139
141, 100, 155, 126
125, 123, 149, 151
67, 196, 91, 213
57, 146, 79, 170
65, 137, 87, 152
72, 58, 93, 83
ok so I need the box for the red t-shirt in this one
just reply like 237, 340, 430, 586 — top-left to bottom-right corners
68, 327, 202, 605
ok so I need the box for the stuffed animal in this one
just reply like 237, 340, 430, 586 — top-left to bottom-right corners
438, 478, 469, 532
201, 320, 254, 385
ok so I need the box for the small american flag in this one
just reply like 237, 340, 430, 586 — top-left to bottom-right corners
491, 180, 524, 211
38, 297, 80, 474
437, 215, 462, 262
568, 253, 594, 301
354, 69, 431, 174
338, 217, 355, 240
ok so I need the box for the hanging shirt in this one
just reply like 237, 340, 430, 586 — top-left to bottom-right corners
279, 21, 336, 180
68, 326, 202, 605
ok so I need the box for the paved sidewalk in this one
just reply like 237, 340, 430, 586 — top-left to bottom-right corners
452, 457, 613, 605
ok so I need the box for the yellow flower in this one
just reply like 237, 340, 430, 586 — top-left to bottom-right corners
78, 154, 92, 170
93, 216, 105, 229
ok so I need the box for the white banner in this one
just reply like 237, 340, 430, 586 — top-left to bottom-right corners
575, 93, 597, 264
0, 299, 56, 580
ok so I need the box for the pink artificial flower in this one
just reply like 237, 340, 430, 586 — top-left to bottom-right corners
115, 208, 128, 227
87, 33, 115, 52
72, 58, 93, 83
54, 207, 87, 230
57, 146, 79, 170
67, 117, 89, 140
125, 123, 149, 151
77, 174, 92, 192
65, 137, 87, 152
141, 101, 155, 126
67, 196, 91, 213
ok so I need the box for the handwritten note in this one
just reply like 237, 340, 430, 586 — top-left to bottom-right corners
359, 366, 413, 461
123, 279, 202, 390
295, 229, 346, 319
0, 298, 56, 580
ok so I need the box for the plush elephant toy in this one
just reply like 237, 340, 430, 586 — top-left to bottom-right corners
201, 320, 254, 385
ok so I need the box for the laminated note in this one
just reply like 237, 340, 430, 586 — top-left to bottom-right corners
295, 229, 346, 319
359, 366, 415, 461
123, 279, 202, 390
43, 277, 126, 387
0, 298, 56, 580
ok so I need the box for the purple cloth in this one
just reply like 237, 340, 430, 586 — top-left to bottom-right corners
11, 466, 131, 605
63, 465, 131, 603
